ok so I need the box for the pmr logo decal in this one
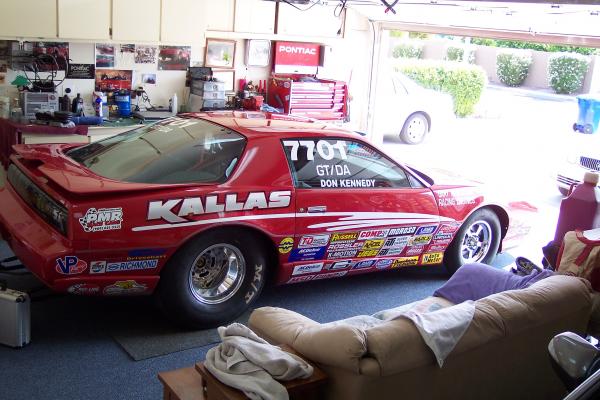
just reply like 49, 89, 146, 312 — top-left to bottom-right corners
278, 237, 294, 254
422, 252, 444, 265
56, 256, 88, 275
79, 207, 123, 232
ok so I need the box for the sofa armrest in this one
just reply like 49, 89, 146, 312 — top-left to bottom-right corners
249, 306, 368, 373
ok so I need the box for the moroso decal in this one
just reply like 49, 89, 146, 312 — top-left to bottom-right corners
298, 234, 330, 248
147, 191, 292, 223
422, 252, 444, 265
388, 226, 417, 236
106, 259, 159, 272
392, 257, 419, 268
358, 229, 390, 240
56, 256, 87, 275
278, 237, 294, 254
327, 260, 352, 270
287, 275, 315, 284
313, 271, 348, 280
90, 261, 107, 274
292, 262, 323, 276
103, 280, 148, 295
415, 225, 438, 235
288, 247, 326, 262
330, 232, 359, 243
79, 207, 123, 232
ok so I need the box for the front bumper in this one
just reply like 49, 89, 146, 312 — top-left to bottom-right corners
557, 162, 599, 192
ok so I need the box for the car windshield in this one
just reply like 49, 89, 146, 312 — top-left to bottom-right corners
66, 117, 246, 184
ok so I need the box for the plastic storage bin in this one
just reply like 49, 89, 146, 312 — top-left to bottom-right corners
574, 95, 600, 134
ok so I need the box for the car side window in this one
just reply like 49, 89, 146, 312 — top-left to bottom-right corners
282, 138, 412, 189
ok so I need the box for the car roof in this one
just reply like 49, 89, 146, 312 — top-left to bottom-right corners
178, 111, 359, 140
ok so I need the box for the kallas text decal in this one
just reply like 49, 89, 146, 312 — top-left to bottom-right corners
79, 207, 123, 232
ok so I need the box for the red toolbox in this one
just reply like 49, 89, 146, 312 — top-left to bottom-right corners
267, 75, 348, 121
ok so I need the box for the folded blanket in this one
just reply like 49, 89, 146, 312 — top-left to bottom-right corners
204, 323, 314, 400
377, 300, 475, 367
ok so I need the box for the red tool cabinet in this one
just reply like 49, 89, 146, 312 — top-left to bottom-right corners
267, 75, 348, 121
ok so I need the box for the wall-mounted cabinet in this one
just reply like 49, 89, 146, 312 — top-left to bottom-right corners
235, 0, 276, 34
277, 4, 344, 38
161, 0, 207, 43
58, 0, 111, 40
0, 0, 57, 38
112, 0, 161, 42
206, 0, 235, 32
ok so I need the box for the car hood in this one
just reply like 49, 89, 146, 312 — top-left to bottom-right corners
11, 144, 190, 195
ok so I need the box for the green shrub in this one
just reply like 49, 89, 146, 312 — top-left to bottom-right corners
396, 60, 487, 117
392, 43, 423, 59
471, 37, 598, 56
548, 53, 590, 94
496, 51, 532, 87
446, 45, 475, 64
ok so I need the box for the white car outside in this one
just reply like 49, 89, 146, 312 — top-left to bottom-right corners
374, 72, 455, 144
557, 130, 600, 195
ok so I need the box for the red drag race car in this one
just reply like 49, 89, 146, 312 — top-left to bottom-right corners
0, 112, 532, 327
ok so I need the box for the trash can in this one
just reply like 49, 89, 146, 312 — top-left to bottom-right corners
574, 95, 600, 134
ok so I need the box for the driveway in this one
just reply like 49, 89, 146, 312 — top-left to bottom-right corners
382, 84, 579, 265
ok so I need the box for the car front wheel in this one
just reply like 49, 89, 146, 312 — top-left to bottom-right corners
444, 209, 501, 275
156, 229, 267, 329
400, 112, 429, 145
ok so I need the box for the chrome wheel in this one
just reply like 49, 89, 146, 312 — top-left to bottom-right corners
188, 244, 246, 305
459, 220, 492, 264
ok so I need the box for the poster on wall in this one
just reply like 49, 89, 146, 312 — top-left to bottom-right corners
96, 43, 115, 68
158, 46, 190, 71
135, 45, 158, 65
33, 42, 69, 71
67, 64, 95, 79
142, 73, 156, 85
9, 41, 34, 71
116, 44, 135, 69
95, 69, 132, 92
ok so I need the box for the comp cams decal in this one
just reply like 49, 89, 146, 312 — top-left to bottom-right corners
56, 256, 87, 275
79, 207, 123, 232
147, 191, 292, 223
358, 229, 389, 240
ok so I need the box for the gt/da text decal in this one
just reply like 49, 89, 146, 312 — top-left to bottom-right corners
148, 191, 291, 223
79, 207, 123, 232
283, 140, 347, 161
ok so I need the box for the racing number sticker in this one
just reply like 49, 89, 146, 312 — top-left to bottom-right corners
283, 140, 348, 161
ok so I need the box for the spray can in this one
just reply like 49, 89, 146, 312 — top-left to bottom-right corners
553, 171, 600, 245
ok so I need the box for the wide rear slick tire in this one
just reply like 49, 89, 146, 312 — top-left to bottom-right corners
156, 229, 267, 329
444, 209, 501, 275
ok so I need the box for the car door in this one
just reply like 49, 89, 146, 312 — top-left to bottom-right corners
281, 137, 443, 274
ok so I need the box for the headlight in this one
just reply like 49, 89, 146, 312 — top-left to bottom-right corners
7, 164, 68, 236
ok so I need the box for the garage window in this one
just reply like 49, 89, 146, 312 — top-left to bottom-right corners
66, 118, 245, 184
282, 138, 411, 189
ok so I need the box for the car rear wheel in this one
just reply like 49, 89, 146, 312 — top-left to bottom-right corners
156, 229, 267, 329
400, 112, 429, 145
444, 209, 501, 275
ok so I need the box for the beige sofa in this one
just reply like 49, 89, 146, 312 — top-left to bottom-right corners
249, 275, 593, 400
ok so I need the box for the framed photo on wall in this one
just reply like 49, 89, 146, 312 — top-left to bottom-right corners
212, 70, 235, 92
246, 39, 271, 67
205, 38, 236, 69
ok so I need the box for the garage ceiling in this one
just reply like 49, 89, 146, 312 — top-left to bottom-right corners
342, 1, 600, 46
